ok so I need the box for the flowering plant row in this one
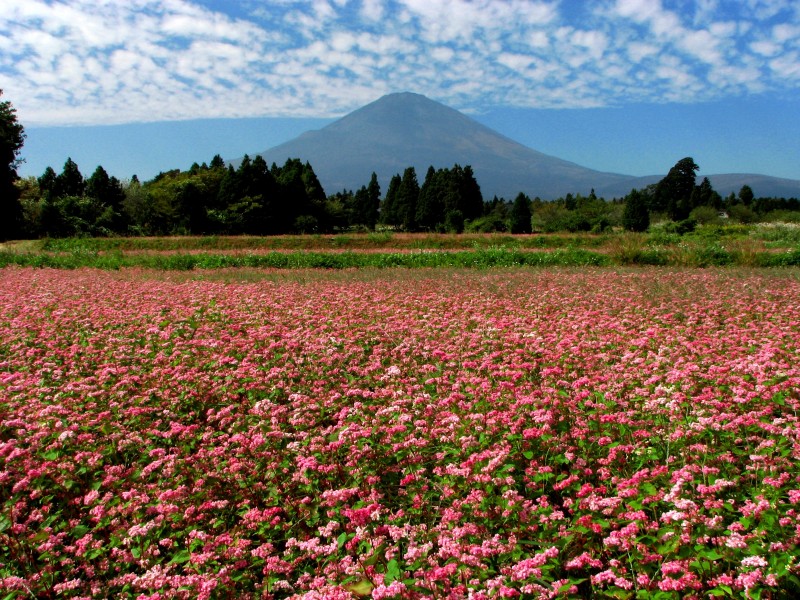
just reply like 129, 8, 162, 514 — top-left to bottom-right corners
1, 267, 799, 599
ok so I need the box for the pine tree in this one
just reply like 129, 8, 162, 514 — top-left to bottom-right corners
396, 167, 420, 231
55, 158, 85, 198
365, 172, 380, 230
622, 189, 650, 232
416, 166, 444, 230
509, 192, 532, 234
380, 174, 401, 227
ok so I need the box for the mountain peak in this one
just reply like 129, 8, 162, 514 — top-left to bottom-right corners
258, 92, 631, 199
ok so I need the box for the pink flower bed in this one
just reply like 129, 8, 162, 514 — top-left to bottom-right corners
1, 267, 799, 599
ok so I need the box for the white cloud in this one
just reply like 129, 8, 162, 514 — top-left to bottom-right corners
0, 0, 798, 125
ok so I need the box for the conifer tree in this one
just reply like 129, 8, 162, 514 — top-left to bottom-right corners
622, 189, 650, 232
509, 192, 532, 234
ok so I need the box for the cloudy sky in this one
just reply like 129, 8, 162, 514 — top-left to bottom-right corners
2, 0, 799, 182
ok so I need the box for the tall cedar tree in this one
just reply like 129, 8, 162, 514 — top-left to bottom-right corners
365, 172, 380, 229
380, 174, 402, 226
416, 166, 444, 230
622, 189, 650, 232
396, 167, 420, 231
654, 157, 698, 220
509, 192, 532, 233
0, 90, 24, 240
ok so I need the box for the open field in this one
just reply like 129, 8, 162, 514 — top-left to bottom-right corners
2, 226, 800, 269
1, 266, 799, 598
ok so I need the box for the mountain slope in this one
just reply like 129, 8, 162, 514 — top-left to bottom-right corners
256, 92, 633, 200
255, 92, 800, 201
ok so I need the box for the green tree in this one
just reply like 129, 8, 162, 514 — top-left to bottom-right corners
210, 154, 226, 170
38, 166, 58, 200
55, 157, 86, 198
453, 164, 483, 220
365, 172, 380, 230
0, 90, 25, 240
380, 174, 402, 227
416, 166, 445, 230
692, 176, 721, 209
396, 167, 419, 231
738, 185, 754, 207
622, 189, 650, 232
654, 157, 699, 220
509, 192, 532, 234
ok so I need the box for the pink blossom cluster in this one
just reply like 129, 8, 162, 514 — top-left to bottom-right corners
1, 267, 799, 598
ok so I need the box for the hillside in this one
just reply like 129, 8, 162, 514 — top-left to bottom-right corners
254, 92, 800, 201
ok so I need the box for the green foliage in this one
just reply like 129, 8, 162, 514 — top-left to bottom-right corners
17, 143, 798, 239
396, 167, 420, 231
622, 189, 650, 232
738, 184, 754, 207
654, 157, 699, 219
509, 192, 532, 234
689, 205, 722, 225
0, 89, 25, 240
443, 209, 465, 234
379, 174, 402, 228
728, 203, 757, 224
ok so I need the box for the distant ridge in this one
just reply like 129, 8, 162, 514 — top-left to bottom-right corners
254, 92, 800, 200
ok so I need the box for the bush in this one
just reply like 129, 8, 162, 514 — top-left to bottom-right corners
689, 205, 722, 226
465, 214, 508, 233
444, 210, 465, 234
728, 204, 757, 224
664, 218, 697, 235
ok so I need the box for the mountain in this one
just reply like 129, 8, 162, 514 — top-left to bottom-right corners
255, 92, 800, 201
256, 92, 632, 200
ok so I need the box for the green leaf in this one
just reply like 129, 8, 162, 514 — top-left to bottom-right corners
345, 580, 374, 597
522, 451, 534, 460
71, 524, 89, 539
363, 542, 387, 566
385, 559, 401, 584
337, 532, 349, 549
168, 549, 191, 564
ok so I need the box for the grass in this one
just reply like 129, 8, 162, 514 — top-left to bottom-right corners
2, 225, 799, 270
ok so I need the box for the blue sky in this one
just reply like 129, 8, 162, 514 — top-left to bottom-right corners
2, 0, 799, 182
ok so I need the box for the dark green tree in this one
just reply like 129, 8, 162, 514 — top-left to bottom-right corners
0, 90, 25, 240
691, 176, 721, 209
396, 167, 420, 230
380, 174, 402, 227
86, 165, 126, 211
416, 166, 445, 230
38, 166, 58, 200
738, 185, 754, 207
509, 192, 532, 234
365, 172, 380, 229
622, 189, 650, 232
453, 164, 483, 220
654, 157, 699, 220
55, 157, 85, 198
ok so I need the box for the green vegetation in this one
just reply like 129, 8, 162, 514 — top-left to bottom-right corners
0, 90, 25, 241
2, 223, 799, 270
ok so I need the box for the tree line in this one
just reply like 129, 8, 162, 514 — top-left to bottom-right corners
10, 154, 800, 241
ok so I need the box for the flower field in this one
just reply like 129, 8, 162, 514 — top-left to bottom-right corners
1, 267, 799, 599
